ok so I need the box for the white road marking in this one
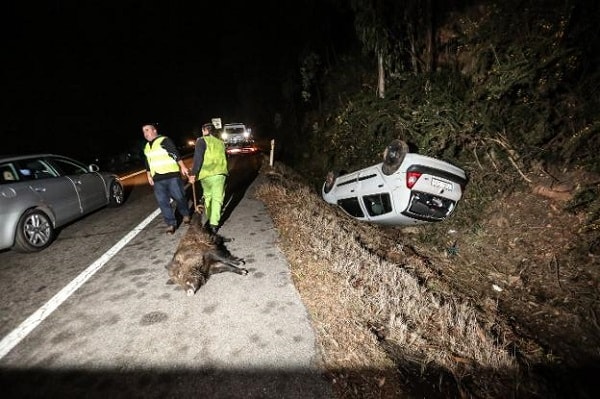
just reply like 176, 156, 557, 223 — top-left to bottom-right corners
0, 208, 162, 360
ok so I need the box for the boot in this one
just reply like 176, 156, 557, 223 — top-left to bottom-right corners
208, 224, 219, 236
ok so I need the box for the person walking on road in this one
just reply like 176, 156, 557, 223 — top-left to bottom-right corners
142, 122, 191, 234
188, 122, 228, 235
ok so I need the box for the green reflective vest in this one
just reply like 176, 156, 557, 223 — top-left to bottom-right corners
198, 135, 228, 180
144, 136, 179, 176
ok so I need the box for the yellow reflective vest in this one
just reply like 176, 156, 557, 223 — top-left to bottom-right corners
144, 136, 180, 176
198, 135, 228, 180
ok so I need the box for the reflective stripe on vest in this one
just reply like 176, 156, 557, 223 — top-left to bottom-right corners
144, 136, 179, 176
198, 135, 228, 180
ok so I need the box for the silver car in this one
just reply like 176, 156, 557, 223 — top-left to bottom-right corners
0, 154, 125, 252
322, 140, 468, 226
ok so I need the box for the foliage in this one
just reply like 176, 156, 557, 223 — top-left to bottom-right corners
350, 0, 406, 73
566, 182, 600, 235
455, 0, 600, 168
300, 52, 322, 103
293, 0, 600, 222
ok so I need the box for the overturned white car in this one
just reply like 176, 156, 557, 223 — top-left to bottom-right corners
322, 140, 468, 226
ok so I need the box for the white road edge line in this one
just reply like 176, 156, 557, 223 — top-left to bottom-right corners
0, 207, 162, 360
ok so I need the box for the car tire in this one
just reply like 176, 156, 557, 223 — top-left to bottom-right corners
323, 171, 338, 194
382, 139, 409, 175
108, 180, 125, 207
14, 209, 54, 253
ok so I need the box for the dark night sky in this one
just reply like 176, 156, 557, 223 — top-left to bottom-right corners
3, 1, 355, 161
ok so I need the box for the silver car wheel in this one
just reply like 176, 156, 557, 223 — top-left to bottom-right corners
14, 209, 54, 252
109, 180, 125, 207
25, 213, 51, 244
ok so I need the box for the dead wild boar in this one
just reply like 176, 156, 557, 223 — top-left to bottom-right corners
166, 218, 248, 296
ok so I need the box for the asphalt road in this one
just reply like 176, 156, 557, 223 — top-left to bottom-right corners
0, 154, 332, 398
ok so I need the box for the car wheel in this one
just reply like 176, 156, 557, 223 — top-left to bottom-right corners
323, 171, 338, 194
108, 180, 125, 207
14, 209, 54, 253
382, 139, 409, 175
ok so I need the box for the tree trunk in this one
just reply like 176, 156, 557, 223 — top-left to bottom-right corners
426, 0, 434, 72
377, 52, 385, 99
409, 29, 419, 73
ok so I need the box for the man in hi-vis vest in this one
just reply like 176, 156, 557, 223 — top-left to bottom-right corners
142, 123, 191, 234
188, 122, 228, 236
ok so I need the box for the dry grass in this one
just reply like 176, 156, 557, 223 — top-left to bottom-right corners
253, 161, 529, 398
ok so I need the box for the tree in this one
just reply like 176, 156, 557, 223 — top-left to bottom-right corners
350, 0, 440, 97
350, 0, 395, 98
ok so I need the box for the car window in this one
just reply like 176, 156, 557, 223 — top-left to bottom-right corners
226, 127, 245, 134
47, 157, 88, 176
16, 159, 57, 180
0, 163, 19, 183
338, 197, 364, 218
363, 193, 392, 216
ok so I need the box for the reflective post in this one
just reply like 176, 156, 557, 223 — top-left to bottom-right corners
270, 139, 275, 167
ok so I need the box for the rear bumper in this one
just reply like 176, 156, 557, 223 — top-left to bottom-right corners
401, 190, 457, 222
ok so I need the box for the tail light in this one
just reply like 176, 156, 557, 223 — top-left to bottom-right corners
226, 145, 259, 155
406, 171, 421, 189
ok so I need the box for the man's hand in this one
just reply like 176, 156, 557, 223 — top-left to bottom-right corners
188, 175, 196, 183
177, 160, 189, 178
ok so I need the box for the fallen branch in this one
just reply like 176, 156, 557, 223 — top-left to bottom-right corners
507, 155, 532, 183
532, 185, 573, 202
486, 137, 532, 183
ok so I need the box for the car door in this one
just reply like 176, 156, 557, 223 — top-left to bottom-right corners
47, 156, 107, 212
357, 167, 393, 221
331, 170, 359, 200
17, 158, 82, 226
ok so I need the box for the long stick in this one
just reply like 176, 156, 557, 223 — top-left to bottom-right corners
192, 181, 203, 214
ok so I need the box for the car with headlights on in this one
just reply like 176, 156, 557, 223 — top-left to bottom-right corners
322, 140, 467, 226
0, 154, 125, 252
220, 123, 252, 145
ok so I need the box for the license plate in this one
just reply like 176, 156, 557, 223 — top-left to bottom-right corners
431, 178, 453, 192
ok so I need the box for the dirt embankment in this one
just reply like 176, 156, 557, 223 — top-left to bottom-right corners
257, 160, 600, 398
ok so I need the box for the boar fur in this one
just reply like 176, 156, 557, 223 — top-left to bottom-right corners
166, 215, 248, 296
